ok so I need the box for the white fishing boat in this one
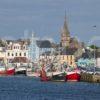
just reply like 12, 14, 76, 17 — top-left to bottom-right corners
0, 64, 5, 75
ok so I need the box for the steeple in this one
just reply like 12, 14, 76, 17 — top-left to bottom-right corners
63, 11, 70, 36
61, 11, 71, 47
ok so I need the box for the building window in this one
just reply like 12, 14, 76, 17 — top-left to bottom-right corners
16, 53, 17, 56
24, 53, 26, 56
12, 53, 14, 56
8, 53, 10, 56
19, 53, 21, 56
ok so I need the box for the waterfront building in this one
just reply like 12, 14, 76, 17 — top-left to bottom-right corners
60, 13, 82, 50
96, 49, 100, 67
60, 13, 84, 65
28, 33, 55, 63
77, 58, 95, 68
61, 13, 70, 48
76, 48, 100, 68
11, 57, 28, 67
38, 40, 55, 65
6, 40, 28, 65
28, 33, 39, 62
59, 48, 77, 67
97, 58, 100, 68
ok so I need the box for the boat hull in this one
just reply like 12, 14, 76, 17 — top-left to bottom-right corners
15, 70, 26, 75
28, 72, 40, 77
15, 67, 26, 75
0, 67, 6, 76
6, 68, 15, 75
40, 68, 50, 81
66, 72, 80, 82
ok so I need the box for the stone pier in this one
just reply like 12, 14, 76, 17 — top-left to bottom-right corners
80, 73, 100, 83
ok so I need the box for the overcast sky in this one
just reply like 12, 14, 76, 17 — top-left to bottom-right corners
0, 0, 100, 45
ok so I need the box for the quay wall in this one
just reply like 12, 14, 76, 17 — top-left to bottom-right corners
80, 73, 100, 83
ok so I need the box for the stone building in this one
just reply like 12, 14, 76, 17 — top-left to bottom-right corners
60, 13, 81, 49
61, 13, 70, 47
60, 13, 84, 60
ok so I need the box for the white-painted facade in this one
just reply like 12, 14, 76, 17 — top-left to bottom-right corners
6, 42, 28, 63
97, 58, 100, 67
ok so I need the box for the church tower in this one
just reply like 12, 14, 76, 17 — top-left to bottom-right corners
61, 13, 70, 48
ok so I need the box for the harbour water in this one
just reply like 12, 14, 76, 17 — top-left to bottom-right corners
0, 76, 100, 100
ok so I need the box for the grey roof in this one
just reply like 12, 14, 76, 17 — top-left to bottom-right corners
36, 40, 52, 48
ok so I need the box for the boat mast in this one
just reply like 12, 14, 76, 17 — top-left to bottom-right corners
93, 45, 96, 74
93, 25, 97, 74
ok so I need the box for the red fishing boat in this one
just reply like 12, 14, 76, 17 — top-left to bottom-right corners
40, 66, 50, 81
65, 68, 80, 82
0, 63, 6, 76
0, 63, 15, 76
6, 67, 15, 75
0, 67, 5, 75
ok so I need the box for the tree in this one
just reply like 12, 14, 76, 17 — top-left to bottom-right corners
0, 40, 6, 47
89, 45, 99, 49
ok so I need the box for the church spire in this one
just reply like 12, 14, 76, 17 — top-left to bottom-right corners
63, 11, 70, 36
61, 11, 71, 47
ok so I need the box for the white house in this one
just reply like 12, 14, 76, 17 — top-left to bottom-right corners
97, 58, 100, 67
6, 41, 28, 64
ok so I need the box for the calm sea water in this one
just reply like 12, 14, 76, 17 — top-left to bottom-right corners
0, 76, 100, 100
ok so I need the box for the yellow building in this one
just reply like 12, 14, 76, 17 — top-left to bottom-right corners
58, 55, 76, 67
58, 48, 78, 67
